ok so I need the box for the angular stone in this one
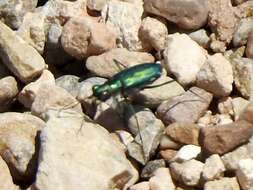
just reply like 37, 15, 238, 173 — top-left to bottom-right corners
157, 87, 213, 125
141, 159, 166, 179
163, 33, 207, 86
0, 112, 45, 183
56, 75, 81, 98
189, 29, 210, 48
86, 48, 154, 78
159, 149, 178, 162
0, 156, 20, 190
0, 76, 18, 112
144, 0, 208, 30
204, 177, 240, 190
139, 17, 168, 51
18, 70, 55, 108
102, 0, 150, 51
165, 122, 199, 145
199, 120, 253, 155
34, 116, 138, 190
218, 97, 233, 116
239, 101, 253, 124
202, 154, 226, 181
159, 135, 182, 150
87, 0, 108, 11
196, 53, 233, 97
236, 159, 253, 190
129, 182, 150, 190
61, 17, 116, 59
171, 145, 201, 163
149, 168, 175, 190
232, 97, 249, 120
246, 30, 253, 59
0, 21, 46, 83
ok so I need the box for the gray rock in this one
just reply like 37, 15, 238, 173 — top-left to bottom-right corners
143, 0, 208, 30
56, 75, 81, 98
141, 159, 166, 178
157, 87, 213, 125
189, 29, 210, 48
0, 22, 46, 83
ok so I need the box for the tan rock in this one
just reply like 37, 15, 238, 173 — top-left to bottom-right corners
0, 112, 45, 182
0, 21, 46, 83
129, 182, 150, 190
87, 0, 108, 11
159, 135, 182, 150
18, 70, 55, 108
149, 168, 175, 190
159, 149, 178, 162
0, 76, 18, 112
246, 30, 253, 59
165, 122, 199, 145
239, 101, 253, 124
199, 120, 253, 155
0, 156, 20, 190
232, 97, 249, 120
204, 177, 240, 190
236, 159, 253, 190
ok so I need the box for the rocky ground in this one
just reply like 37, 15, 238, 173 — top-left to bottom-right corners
1, 0, 253, 189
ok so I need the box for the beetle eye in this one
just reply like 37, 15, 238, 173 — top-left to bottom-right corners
100, 91, 110, 101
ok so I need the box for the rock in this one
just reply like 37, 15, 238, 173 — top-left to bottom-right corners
125, 105, 164, 164
143, 0, 208, 30
232, 58, 253, 99
163, 33, 207, 86
114, 130, 134, 151
222, 142, 253, 171
199, 120, 253, 155
218, 97, 234, 116
202, 154, 226, 181
159, 149, 178, 162
170, 159, 204, 186
0, 156, 20, 190
165, 122, 199, 146
141, 159, 166, 178
246, 30, 253, 59
188, 29, 210, 48
0, 21, 46, 83
87, 0, 108, 11
0, 0, 38, 29
232, 97, 249, 120
16, 12, 46, 54
239, 101, 253, 124
233, 17, 253, 47
0, 112, 45, 183
208, 0, 238, 52
18, 70, 55, 108
196, 53, 233, 97
0, 76, 18, 112
197, 111, 214, 127
61, 17, 116, 60
149, 168, 175, 190
31, 84, 82, 120
129, 182, 150, 190
132, 73, 185, 108
34, 116, 138, 190
55, 75, 81, 98
236, 159, 253, 190
86, 48, 154, 78
159, 135, 182, 150
157, 87, 213, 125
139, 17, 168, 51
102, 0, 150, 51
171, 145, 201, 163
204, 177, 240, 190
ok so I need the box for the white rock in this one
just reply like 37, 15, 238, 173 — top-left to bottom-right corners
34, 116, 138, 190
232, 97, 249, 120
196, 53, 233, 97
218, 97, 234, 116
87, 0, 108, 11
102, 0, 150, 51
236, 159, 253, 190
202, 154, 226, 181
170, 159, 204, 186
129, 182, 150, 190
149, 168, 175, 190
204, 177, 240, 190
163, 33, 207, 86
171, 145, 201, 163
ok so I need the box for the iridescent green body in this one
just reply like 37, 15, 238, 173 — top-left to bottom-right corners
92, 63, 162, 100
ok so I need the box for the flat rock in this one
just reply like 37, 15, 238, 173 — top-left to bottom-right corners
163, 33, 207, 86
101, 0, 150, 51
165, 122, 199, 145
143, 0, 208, 30
0, 112, 45, 183
236, 159, 253, 190
239, 101, 253, 124
61, 17, 116, 60
0, 156, 20, 190
18, 70, 55, 108
199, 120, 253, 155
196, 53, 233, 97
0, 21, 46, 83
157, 87, 213, 125
86, 48, 155, 78
202, 154, 226, 181
204, 177, 240, 190
34, 116, 138, 190
0, 76, 18, 112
